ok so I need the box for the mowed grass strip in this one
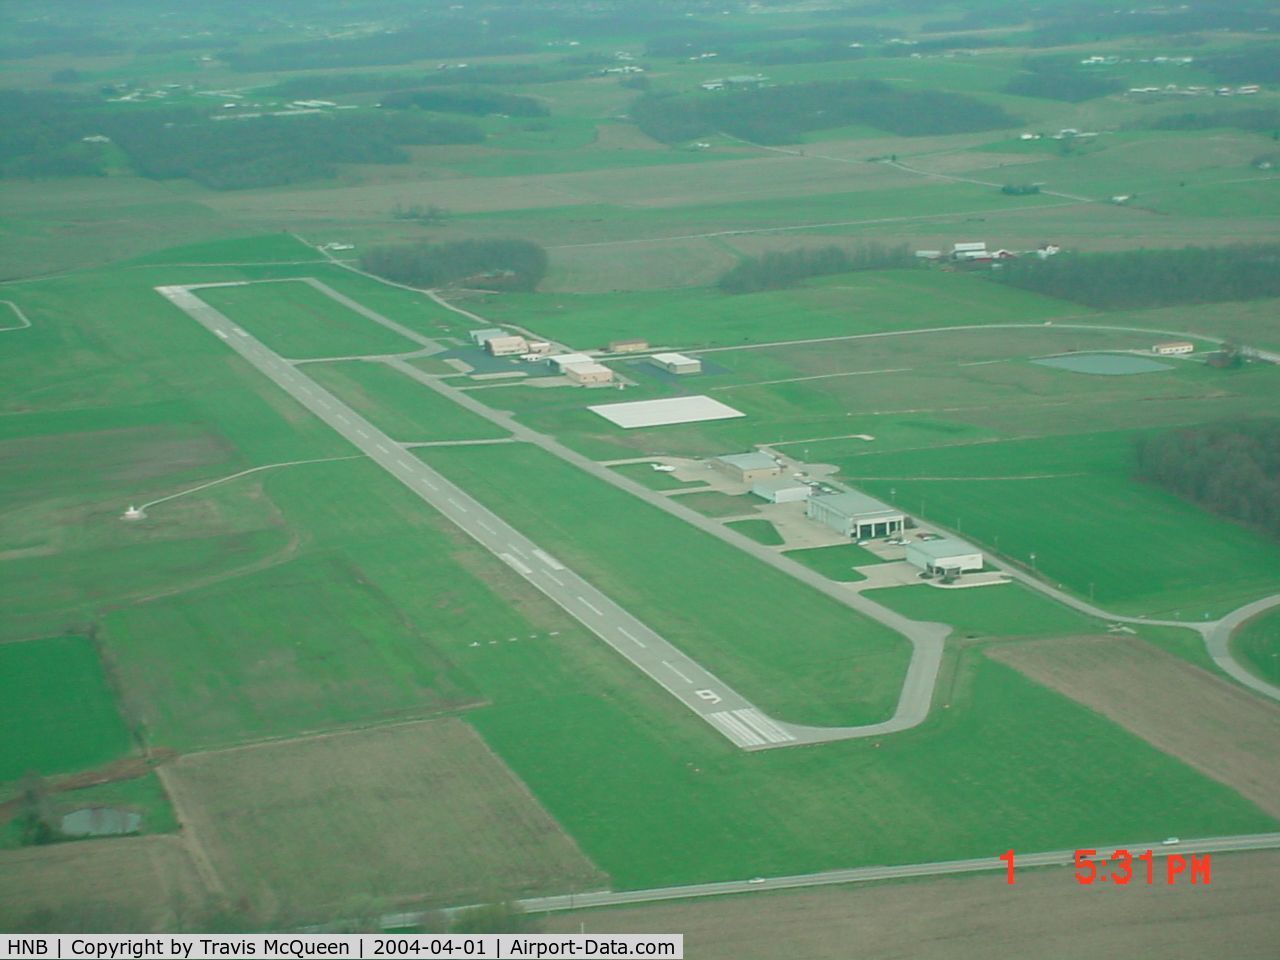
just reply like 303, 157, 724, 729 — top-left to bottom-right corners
783, 543, 883, 581
419, 444, 910, 726
0, 637, 133, 782
196, 281, 421, 359
165, 719, 606, 920
863, 583, 1101, 639
1233, 607, 1280, 686
474, 270, 1080, 350
839, 431, 1280, 618
469, 653, 1278, 890
726, 519, 784, 546
304, 361, 509, 443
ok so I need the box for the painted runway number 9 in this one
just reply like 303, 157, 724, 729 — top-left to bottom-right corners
695, 689, 722, 704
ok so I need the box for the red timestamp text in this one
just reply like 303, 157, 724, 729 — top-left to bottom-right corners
1000, 848, 1212, 886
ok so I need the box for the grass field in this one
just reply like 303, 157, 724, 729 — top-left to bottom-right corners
725, 519, 783, 546
1, 774, 178, 850
473, 269, 1082, 350
0, 636, 133, 783
195, 280, 422, 359
469, 651, 1277, 890
1233, 607, 1280, 686
671, 491, 761, 518
607, 462, 708, 491
863, 583, 1103, 640
834, 431, 1280, 618
304, 361, 510, 443
165, 719, 605, 921
783, 543, 885, 582
419, 443, 911, 727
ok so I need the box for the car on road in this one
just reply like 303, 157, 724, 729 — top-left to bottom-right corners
1162, 837, 1181, 845
747, 877, 766, 884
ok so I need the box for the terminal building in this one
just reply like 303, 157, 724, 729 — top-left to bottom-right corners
906, 538, 984, 577
806, 491, 905, 540
650, 352, 702, 375
711, 451, 782, 483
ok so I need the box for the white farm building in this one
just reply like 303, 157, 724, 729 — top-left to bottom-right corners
1152, 341, 1195, 356
906, 538, 984, 577
651, 352, 702, 375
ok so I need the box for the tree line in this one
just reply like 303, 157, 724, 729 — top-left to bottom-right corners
1136, 420, 1280, 540
102, 110, 482, 190
992, 243, 1280, 310
360, 239, 548, 292
1141, 108, 1280, 134
632, 79, 1017, 145
379, 88, 548, 118
717, 243, 914, 294
1004, 56, 1123, 103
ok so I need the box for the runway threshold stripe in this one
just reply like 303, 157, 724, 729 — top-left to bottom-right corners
734, 709, 794, 744
706, 712, 764, 747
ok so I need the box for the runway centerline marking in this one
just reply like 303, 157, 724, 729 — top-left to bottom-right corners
663, 661, 693, 684
618, 627, 646, 648
543, 572, 565, 586
578, 597, 603, 616
448, 498, 468, 512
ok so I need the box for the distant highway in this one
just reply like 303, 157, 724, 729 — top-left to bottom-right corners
376, 832, 1280, 925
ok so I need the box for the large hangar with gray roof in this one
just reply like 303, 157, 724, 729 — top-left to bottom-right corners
807, 491, 905, 540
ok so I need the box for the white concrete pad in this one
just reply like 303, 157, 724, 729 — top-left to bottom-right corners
588, 395, 745, 429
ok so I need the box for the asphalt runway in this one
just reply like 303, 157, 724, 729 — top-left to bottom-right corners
156, 283, 802, 749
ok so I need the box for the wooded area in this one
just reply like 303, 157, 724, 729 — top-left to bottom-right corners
631, 79, 1017, 144
360, 239, 548, 292
994, 243, 1280, 309
1137, 420, 1280, 540
379, 88, 548, 118
717, 244, 914, 294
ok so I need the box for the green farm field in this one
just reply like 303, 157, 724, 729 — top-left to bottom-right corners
0, 636, 133, 783
419, 442, 911, 727
471, 269, 1082, 350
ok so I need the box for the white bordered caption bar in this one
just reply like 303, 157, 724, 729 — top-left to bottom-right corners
5, 934, 683, 959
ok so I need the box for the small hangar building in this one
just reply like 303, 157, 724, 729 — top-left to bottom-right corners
807, 491, 905, 540
548, 353, 595, 372
751, 477, 810, 504
712, 452, 781, 483
651, 352, 702, 375
906, 538, 984, 577
485, 334, 529, 356
469, 327, 506, 346
562, 361, 614, 385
